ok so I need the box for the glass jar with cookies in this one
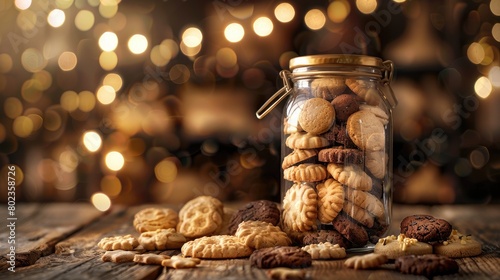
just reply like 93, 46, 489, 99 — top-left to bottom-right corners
257, 54, 397, 251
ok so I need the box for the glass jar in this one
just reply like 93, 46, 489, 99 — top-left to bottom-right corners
257, 54, 397, 250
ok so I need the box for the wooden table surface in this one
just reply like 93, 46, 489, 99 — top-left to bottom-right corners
1, 203, 499, 280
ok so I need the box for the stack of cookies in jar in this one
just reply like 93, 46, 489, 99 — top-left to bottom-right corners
281, 76, 390, 248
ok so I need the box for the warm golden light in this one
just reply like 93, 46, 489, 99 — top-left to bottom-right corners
58, 51, 77, 71
13, 116, 34, 138
216, 47, 237, 68
4, 97, 23, 119
182, 27, 203, 48
467, 42, 485, 64
274, 3, 295, 23
491, 0, 500, 16
99, 51, 118, 70
489, 66, 500, 87
56, 0, 74, 9
475, 76, 492, 99
60, 90, 79, 111
79, 91, 96, 112
21, 48, 47, 73
356, 0, 377, 14
105, 151, 125, 171
493, 23, 500, 42
99, 2, 118, 18
304, 9, 326, 30
83, 131, 102, 152
91, 192, 111, 212
15, 0, 31, 10
48, 9, 65, 28
224, 23, 245, 43
128, 34, 148, 54
99, 31, 118, 52
328, 0, 351, 23
101, 175, 122, 197
103, 73, 123, 91
96, 85, 116, 105
0, 54, 13, 73
253, 17, 273, 37
155, 159, 178, 183
75, 10, 94, 31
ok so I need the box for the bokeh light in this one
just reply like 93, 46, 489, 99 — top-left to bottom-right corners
154, 159, 178, 183
105, 151, 125, 171
489, 66, 500, 87
96, 85, 116, 105
224, 23, 245, 43
356, 0, 377, 14
328, 0, 350, 23
128, 34, 148, 54
58, 51, 78, 71
75, 10, 95, 31
83, 131, 102, 152
79, 91, 96, 112
91, 192, 111, 212
216, 47, 237, 68
56, 0, 74, 9
4, 97, 23, 119
491, 0, 500, 16
13, 116, 34, 138
99, 2, 118, 18
48, 9, 66, 28
253, 17, 273, 37
15, 0, 31, 10
103, 73, 123, 91
99, 51, 118, 70
182, 27, 203, 47
304, 9, 326, 30
21, 48, 47, 72
474, 76, 492, 99
275, 2, 295, 23
0, 54, 13, 73
60, 90, 79, 111
99, 31, 118, 52
101, 175, 122, 197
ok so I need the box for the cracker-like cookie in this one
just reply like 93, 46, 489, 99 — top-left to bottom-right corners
267, 268, 306, 280
250, 246, 312, 269
138, 228, 187, 250
347, 110, 385, 151
345, 78, 381, 106
344, 253, 388, 269
374, 234, 433, 259
235, 221, 291, 249
228, 200, 281, 235
302, 230, 351, 249
400, 215, 452, 243
97, 234, 139, 251
302, 242, 346, 260
177, 196, 224, 238
318, 147, 364, 164
311, 78, 346, 101
283, 163, 327, 182
332, 212, 369, 246
282, 149, 318, 169
359, 104, 389, 125
282, 183, 318, 232
316, 178, 344, 223
101, 250, 137, 263
285, 132, 329, 149
327, 163, 372, 191
365, 151, 387, 179
343, 187, 385, 221
298, 97, 335, 134
133, 253, 171, 265
395, 254, 459, 278
181, 235, 253, 259
133, 207, 178, 233
332, 94, 360, 122
343, 200, 375, 228
433, 229, 482, 258
161, 255, 201, 268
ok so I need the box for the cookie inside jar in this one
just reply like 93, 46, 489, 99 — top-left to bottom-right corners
277, 54, 396, 251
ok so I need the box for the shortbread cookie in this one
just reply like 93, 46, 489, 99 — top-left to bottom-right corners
342, 200, 375, 228
133, 253, 170, 265
97, 234, 139, 251
374, 234, 433, 259
138, 228, 187, 250
235, 221, 291, 249
347, 110, 385, 151
395, 254, 459, 278
282, 183, 318, 232
283, 163, 327, 182
318, 147, 364, 164
302, 230, 351, 249
284, 116, 303, 134
359, 104, 389, 125
133, 207, 178, 233
332, 212, 369, 246
162, 255, 201, 268
250, 246, 312, 269
228, 200, 280, 235
365, 151, 387, 179
346, 78, 381, 106
316, 178, 344, 223
344, 253, 388, 269
400, 215, 452, 243
343, 187, 385, 220
327, 163, 372, 191
332, 94, 360, 122
177, 196, 223, 238
282, 149, 318, 169
181, 235, 253, 259
434, 230, 482, 258
101, 250, 137, 263
285, 132, 329, 149
267, 267, 306, 280
298, 97, 335, 134
302, 242, 346, 260
311, 78, 346, 101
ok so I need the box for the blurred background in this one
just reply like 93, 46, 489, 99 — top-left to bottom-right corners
0, 0, 499, 210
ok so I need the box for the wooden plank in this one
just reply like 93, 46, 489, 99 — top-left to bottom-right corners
0, 203, 103, 269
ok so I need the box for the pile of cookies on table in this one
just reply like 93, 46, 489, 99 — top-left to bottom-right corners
96, 195, 482, 279
282, 77, 390, 248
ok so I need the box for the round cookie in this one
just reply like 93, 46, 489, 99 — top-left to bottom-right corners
282, 149, 318, 169
311, 78, 346, 101
345, 78, 381, 106
332, 94, 360, 122
133, 207, 179, 233
318, 147, 364, 164
286, 132, 329, 149
177, 196, 224, 238
298, 98, 335, 134
138, 228, 187, 250
316, 178, 344, 223
374, 234, 433, 259
250, 246, 312, 269
327, 163, 372, 191
359, 104, 389, 125
181, 235, 253, 259
395, 254, 459, 278
227, 200, 280, 235
347, 110, 385, 151
434, 230, 482, 258
282, 183, 318, 232
332, 212, 369, 247
235, 221, 292, 249
365, 150, 387, 179
283, 163, 327, 182
400, 215, 452, 243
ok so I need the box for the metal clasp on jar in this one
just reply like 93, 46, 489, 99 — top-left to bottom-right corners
255, 70, 293, 119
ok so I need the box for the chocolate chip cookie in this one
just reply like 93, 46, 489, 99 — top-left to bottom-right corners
228, 200, 281, 235
400, 215, 452, 243
395, 254, 459, 278
250, 246, 312, 269
332, 212, 369, 247
302, 229, 352, 249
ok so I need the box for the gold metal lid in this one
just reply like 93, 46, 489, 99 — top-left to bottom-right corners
289, 54, 385, 70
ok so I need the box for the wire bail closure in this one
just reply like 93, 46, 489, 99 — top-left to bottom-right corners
255, 70, 292, 119
381, 60, 398, 109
